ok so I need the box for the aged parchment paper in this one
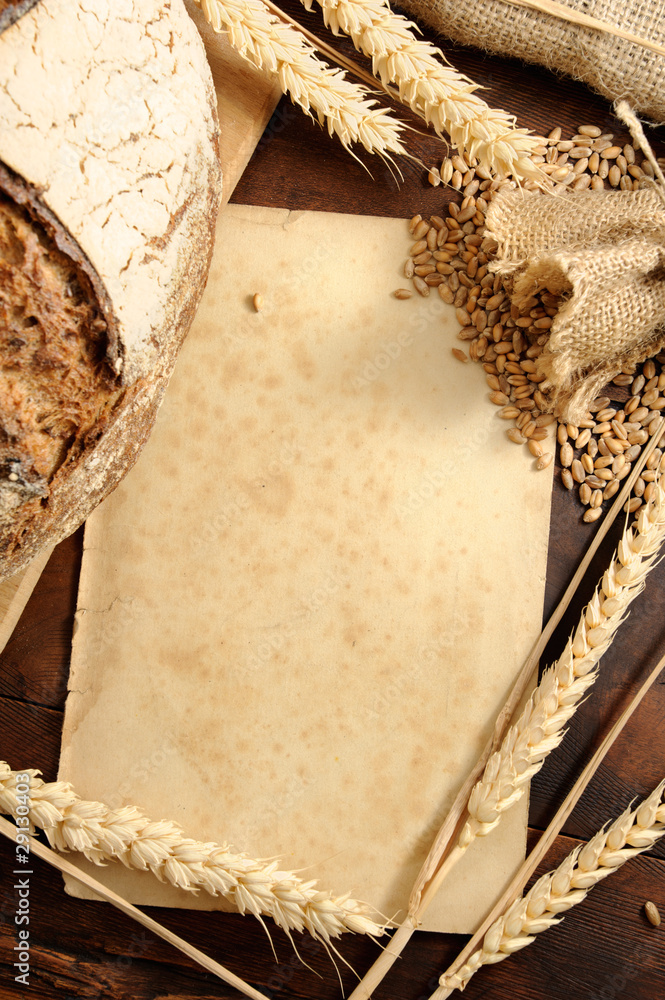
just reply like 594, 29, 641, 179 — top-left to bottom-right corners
60, 205, 553, 933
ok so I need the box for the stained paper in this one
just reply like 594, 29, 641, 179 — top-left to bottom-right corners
59, 204, 553, 932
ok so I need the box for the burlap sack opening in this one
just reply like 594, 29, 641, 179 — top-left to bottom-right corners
484, 184, 665, 422
400, 0, 665, 125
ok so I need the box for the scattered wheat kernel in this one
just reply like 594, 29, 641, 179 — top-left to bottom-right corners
583, 507, 603, 522
600, 145, 622, 159
571, 459, 586, 483
578, 124, 602, 137
507, 428, 526, 444
561, 468, 574, 489
413, 251, 433, 266
452, 348, 467, 363
489, 390, 510, 405
570, 145, 592, 159
413, 276, 430, 297
408, 214, 422, 234
596, 407, 617, 421
560, 441, 574, 467
609, 164, 622, 187
625, 497, 642, 513
604, 480, 620, 500
557, 424, 568, 446
536, 453, 553, 470
253, 292, 263, 312
645, 902, 661, 927
590, 489, 603, 508
498, 407, 519, 420
528, 439, 543, 457
579, 483, 592, 505
582, 453, 594, 474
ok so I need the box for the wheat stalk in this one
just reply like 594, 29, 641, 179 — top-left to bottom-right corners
435, 778, 665, 997
412, 481, 665, 918
348, 479, 665, 1000
193, 0, 408, 161
300, 0, 544, 180
0, 762, 385, 944
452, 485, 665, 851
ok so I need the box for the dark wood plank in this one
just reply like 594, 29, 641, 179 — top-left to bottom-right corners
1, 699, 64, 778
0, 530, 82, 711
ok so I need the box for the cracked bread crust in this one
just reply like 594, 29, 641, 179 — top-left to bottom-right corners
0, 0, 221, 579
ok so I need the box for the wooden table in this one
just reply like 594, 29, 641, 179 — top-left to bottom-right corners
2, 4, 665, 998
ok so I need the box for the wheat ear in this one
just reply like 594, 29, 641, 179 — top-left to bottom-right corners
0, 762, 385, 943
460, 485, 665, 842
435, 779, 665, 998
193, 0, 408, 161
300, 0, 544, 181
346, 481, 665, 1000
413, 482, 665, 918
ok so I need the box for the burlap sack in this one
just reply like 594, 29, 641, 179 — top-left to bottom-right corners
484, 184, 665, 421
400, 0, 665, 124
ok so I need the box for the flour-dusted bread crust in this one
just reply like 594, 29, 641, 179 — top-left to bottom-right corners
0, 0, 221, 579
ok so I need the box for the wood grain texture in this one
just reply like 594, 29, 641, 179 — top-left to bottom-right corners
1, 3, 665, 999
0, 548, 53, 657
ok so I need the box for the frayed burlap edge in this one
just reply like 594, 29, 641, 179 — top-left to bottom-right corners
484, 183, 665, 423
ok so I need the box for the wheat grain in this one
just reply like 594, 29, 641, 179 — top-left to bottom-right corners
193, 0, 408, 160
0, 763, 385, 943
436, 779, 665, 997
301, 0, 544, 182
457, 483, 665, 852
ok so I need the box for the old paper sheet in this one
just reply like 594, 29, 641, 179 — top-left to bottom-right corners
60, 205, 553, 933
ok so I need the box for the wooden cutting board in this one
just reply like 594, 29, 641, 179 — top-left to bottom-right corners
0, 12, 281, 653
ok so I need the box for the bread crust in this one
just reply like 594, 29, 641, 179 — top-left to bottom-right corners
0, 0, 221, 579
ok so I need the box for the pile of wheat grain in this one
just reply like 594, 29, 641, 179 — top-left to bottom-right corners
397, 124, 665, 521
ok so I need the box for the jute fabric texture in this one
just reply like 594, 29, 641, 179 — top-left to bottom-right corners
400, 0, 665, 124
485, 186, 665, 420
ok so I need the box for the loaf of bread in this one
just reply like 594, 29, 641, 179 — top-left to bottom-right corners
0, 0, 221, 581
